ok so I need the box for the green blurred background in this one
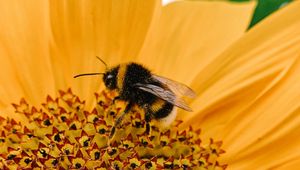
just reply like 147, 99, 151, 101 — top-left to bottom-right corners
230, 0, 292, 28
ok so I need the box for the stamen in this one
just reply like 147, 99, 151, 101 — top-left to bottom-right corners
0, 89, 227, 169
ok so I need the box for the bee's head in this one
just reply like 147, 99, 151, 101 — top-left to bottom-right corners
103, 67, 118, 90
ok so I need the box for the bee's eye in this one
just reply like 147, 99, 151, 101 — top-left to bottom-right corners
107, 74, 113, 79
103, 72, 116, 89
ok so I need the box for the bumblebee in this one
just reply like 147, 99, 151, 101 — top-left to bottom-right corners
74, 57, 196, 138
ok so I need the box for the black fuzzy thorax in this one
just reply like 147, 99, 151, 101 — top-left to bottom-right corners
119, 63, 160, 106
113, 62, 175, 120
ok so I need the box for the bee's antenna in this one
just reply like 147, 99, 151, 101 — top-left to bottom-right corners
73, 73, 104, 78
96, 56, 108, 69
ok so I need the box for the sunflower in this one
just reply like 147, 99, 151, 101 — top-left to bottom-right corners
1, 0, 300, 169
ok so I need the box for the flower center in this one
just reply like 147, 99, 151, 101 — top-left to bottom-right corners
0, 89, 227, 169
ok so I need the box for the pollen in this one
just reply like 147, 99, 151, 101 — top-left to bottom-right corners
0, 89, 227, 169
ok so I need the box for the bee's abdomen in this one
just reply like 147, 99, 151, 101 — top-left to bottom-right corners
152, 101, 174, 119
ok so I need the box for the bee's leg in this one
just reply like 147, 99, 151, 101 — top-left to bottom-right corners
109, 102, 133, 139
144, 105, 153, 136
145, 112, 152, 135
112, 96, 120, 104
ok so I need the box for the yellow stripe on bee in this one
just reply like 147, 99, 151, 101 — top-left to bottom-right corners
117, 64, 127, 91
150, 99, 165, 112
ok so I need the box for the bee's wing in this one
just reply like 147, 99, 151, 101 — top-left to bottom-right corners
135, 83, 193, 111
152, 74, 196, 98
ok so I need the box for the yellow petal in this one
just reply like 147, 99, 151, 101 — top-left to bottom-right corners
137, 0, 256, 84
49, 0, 160, 109
0, 0, 160, 112
0, 1, 55, 110
272, 158, 300, 170
181, 1, 300, 169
